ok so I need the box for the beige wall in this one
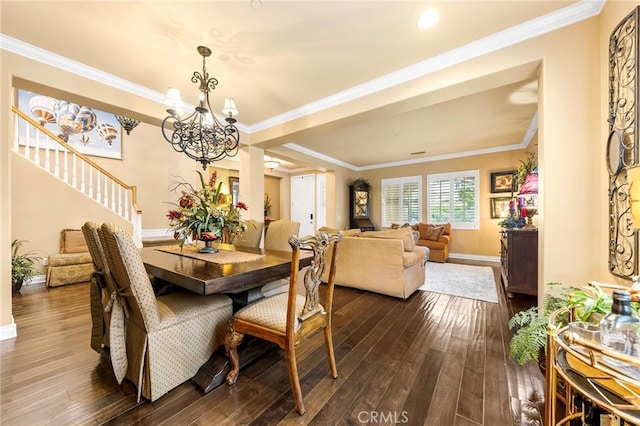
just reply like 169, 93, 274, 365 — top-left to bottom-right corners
353, 149, 526, 258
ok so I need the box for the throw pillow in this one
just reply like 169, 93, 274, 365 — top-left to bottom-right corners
424, 225, 445, 242
61, 229, 89, 254
362, 227, 415, 252
417, 223, 429, 240
426, 222, 451, 236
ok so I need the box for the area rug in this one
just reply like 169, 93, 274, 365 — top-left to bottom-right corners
419, 262, 498, 303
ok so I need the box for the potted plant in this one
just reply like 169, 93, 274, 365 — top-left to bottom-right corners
508, 282, 613, 371
516, 150, 538, 186
11, 239, 43, 292
351, 177, 370, 190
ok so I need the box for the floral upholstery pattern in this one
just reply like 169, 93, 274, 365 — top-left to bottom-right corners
46, 229, 94, 287
98, 223, 233, 402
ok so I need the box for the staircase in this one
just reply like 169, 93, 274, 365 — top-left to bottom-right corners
11, 106, 143, 246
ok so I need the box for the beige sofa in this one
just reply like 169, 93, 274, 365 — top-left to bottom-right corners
320, 227, 426, 299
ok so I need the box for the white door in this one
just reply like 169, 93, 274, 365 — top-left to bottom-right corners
291, 174, 315, 237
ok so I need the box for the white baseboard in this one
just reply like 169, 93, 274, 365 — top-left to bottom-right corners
141, 228, 172, 239
449, 253, 500, 263
0, 317, 17, 341
25, 274, 46, 286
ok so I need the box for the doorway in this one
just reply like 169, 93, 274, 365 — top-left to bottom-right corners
291, 174, 315, 236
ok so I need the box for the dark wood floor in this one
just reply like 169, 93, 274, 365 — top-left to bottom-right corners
1, 261, 543, 425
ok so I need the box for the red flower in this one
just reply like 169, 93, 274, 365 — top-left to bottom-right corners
200, 232, 219, 241
173, 231, 181, 240
235, 202, 248, 210
166, 210, 183, 220
179, 195, 194, 209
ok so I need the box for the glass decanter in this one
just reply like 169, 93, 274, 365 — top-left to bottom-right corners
599, 290, 639, 355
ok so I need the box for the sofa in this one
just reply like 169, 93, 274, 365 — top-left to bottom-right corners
320, 227, 426, 299
392, 222, 451, 263
46, 228, 94, 287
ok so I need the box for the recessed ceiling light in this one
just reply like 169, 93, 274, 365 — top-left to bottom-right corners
417, 10, 440, 29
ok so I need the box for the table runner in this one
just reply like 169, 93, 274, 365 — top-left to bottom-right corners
156, 245, 265, 264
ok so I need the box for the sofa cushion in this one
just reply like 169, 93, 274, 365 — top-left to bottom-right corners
61, 229, 89, 254
417, 240, 447, 250
342, 228, 362, 237
402, 250, 425, 267
49, 252, 93, 266
318, 227, 361, 237
362, 227, 415, 252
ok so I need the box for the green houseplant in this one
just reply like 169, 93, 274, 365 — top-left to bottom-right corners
508, 282, 613, 368
11, 239, 43, 292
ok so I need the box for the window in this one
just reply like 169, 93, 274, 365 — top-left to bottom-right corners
427, 170, 479, 229
381, 176, 422, 227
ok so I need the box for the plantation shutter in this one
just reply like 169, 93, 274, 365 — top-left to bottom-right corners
427, 170, 479, 229
381, 176, 421, 227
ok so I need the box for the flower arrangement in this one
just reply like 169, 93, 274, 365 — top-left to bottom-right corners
264, 192, 272, 218
166, 171, 248, 249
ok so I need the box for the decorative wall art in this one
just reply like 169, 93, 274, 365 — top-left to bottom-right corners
490, 197, 512, 219
229, 176, 239, 206
608, 7, 640, 279
17, 90, 123, 160
490, 170, 516, 193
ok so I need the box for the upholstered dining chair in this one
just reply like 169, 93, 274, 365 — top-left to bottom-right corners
82, 221, 119, 353
225, 231, 343, 415
261, 220, 301, 297
234, 219, 264, 248
97, 222, 233, 402
264, 220, 301, 252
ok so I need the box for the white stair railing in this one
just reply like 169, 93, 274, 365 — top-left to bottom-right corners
12, 106, 143, 246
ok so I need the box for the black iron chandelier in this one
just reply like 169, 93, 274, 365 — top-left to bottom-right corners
161, 46, 240, 170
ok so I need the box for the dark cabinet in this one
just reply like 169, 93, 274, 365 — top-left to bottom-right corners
349, 184, 375, 231
500, 229, 538, 297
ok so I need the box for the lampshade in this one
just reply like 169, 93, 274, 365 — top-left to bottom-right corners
264, 159, 280, 170
628, 164, 640, 228
222, 98, 239, 116
519, 173, 538, 195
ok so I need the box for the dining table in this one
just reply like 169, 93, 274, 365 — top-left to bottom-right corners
140, 242, 313, 393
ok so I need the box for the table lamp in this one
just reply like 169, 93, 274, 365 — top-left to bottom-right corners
519, 172, 538, 230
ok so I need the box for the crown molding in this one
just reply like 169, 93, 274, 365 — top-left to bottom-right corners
0, 34, 252, 134
0, 0, 600, 169
249, 0, 604, 134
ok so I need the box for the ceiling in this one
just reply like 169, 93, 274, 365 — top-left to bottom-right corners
0, 1, 603, 172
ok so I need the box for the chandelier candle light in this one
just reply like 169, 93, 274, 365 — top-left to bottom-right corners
161, 46, 240, 170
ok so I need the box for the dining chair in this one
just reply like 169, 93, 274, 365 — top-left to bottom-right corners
98, 222, 233, 402
234, 219, 264, 248
82, 221, 119, 353
225, 231, 342, 415
264, 220, 301, 252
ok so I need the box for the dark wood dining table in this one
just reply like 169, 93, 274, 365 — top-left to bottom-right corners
140, 242, 313, 393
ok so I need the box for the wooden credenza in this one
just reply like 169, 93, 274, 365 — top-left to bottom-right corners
500, 229, 538, 297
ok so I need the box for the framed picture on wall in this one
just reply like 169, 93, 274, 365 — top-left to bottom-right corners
490, 197, 512, 219
17, 89, 123, 160
229, 176, 239, 205
490, 170, 516, 193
